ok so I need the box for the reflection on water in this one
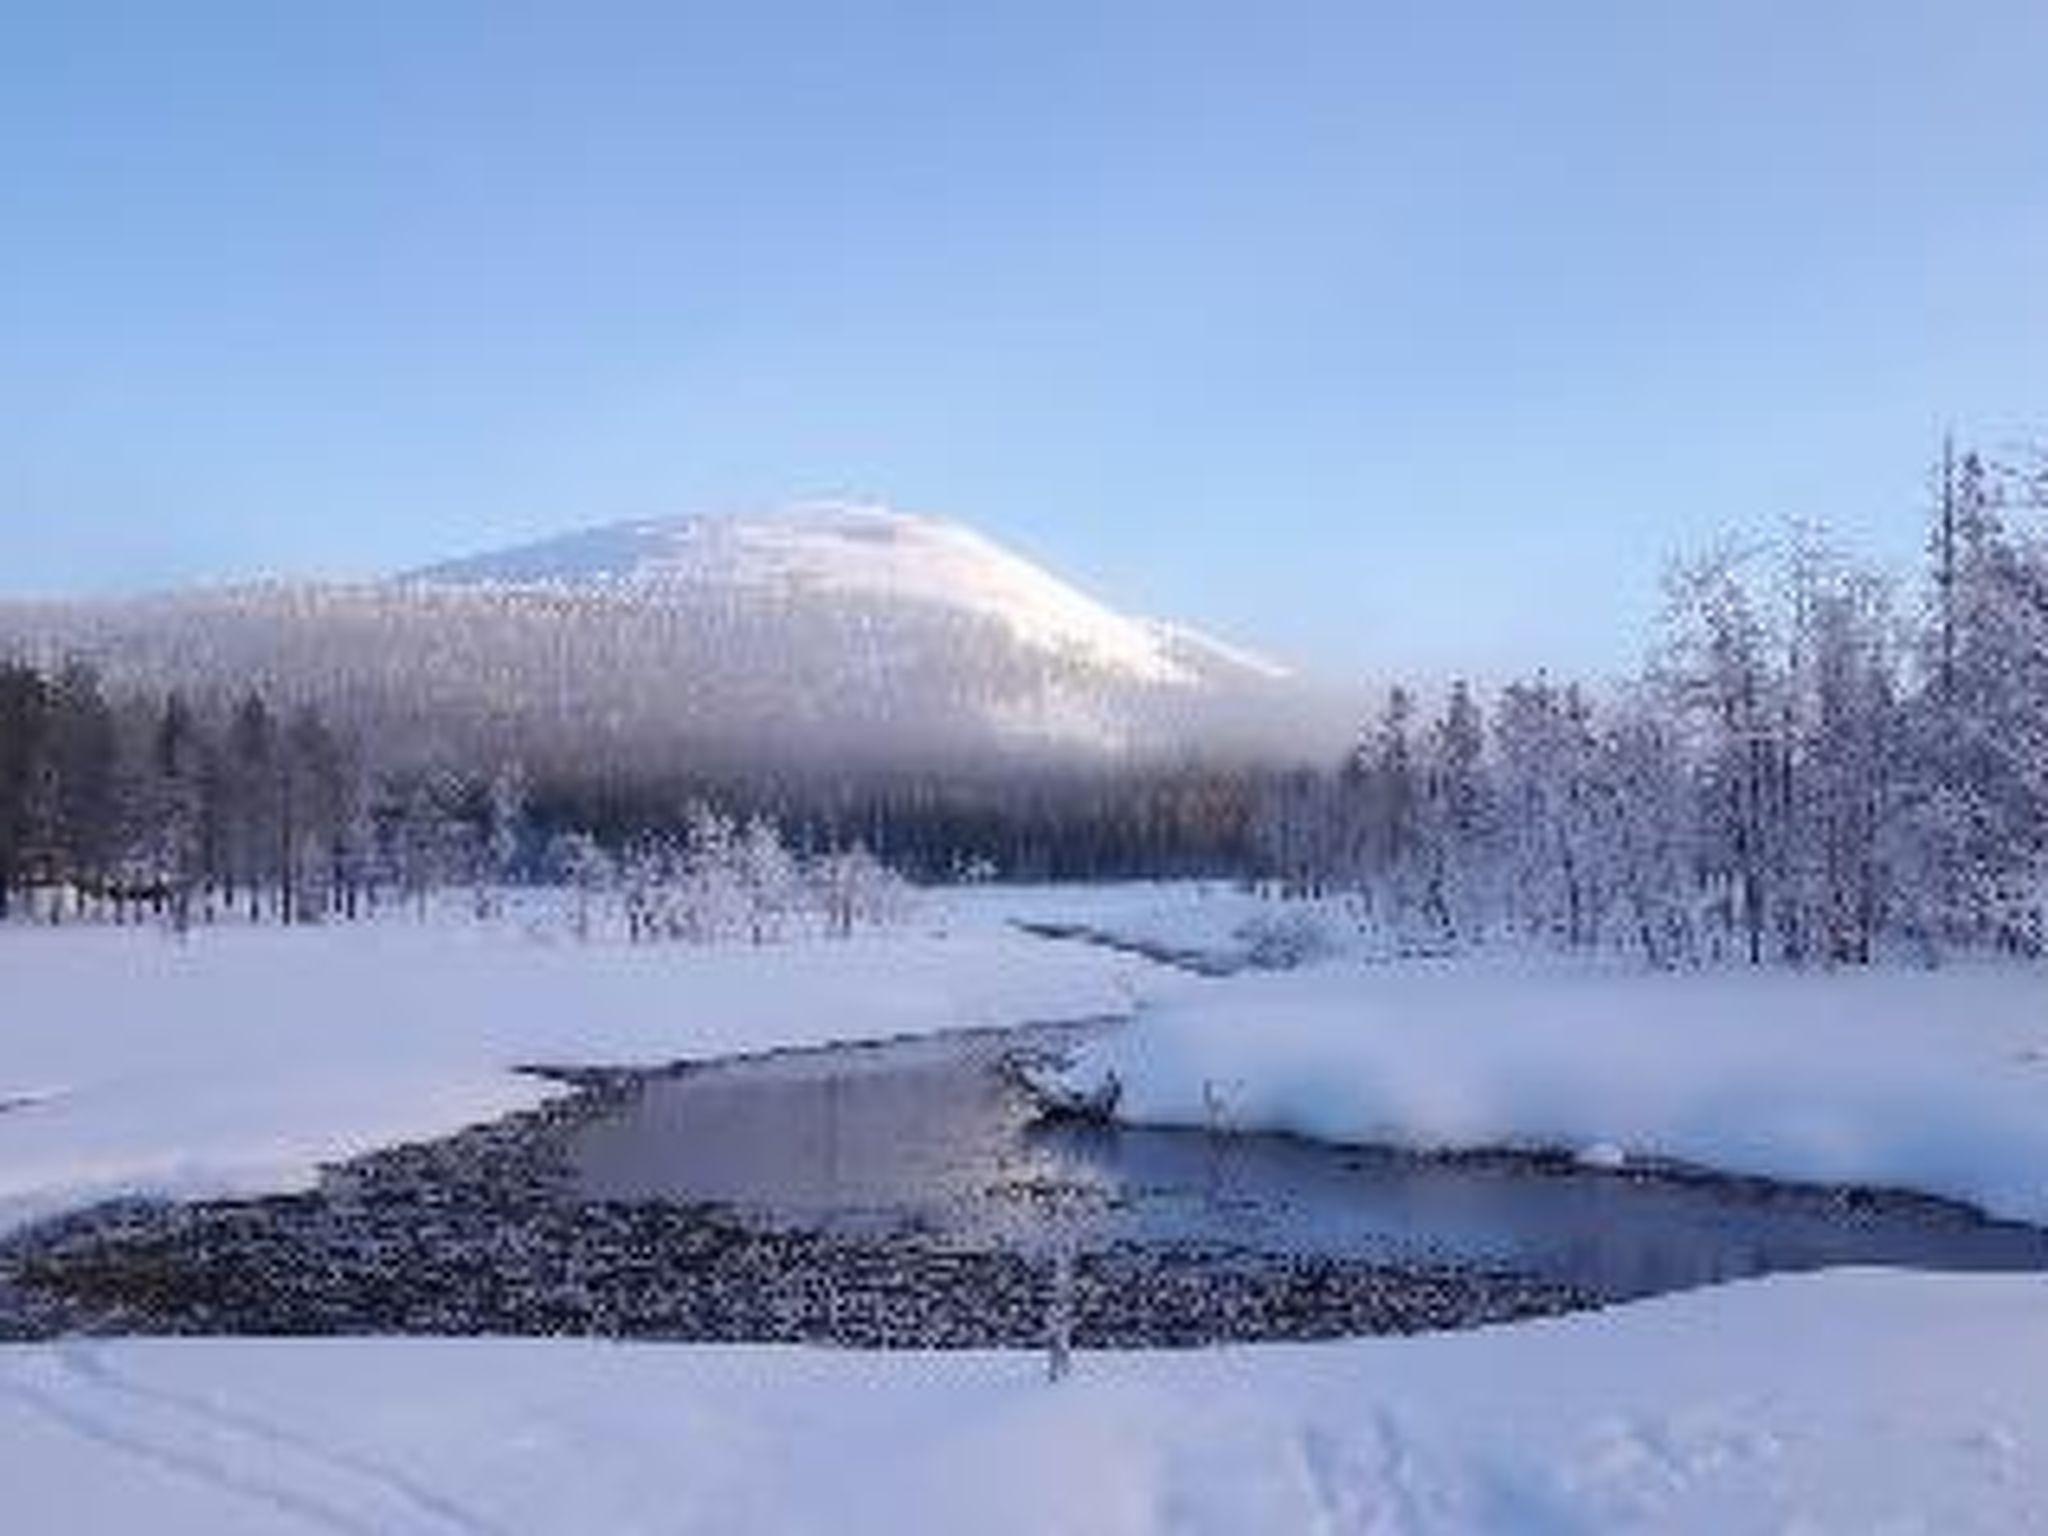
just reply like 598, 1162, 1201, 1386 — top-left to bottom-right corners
567, 1025, 2048, 1300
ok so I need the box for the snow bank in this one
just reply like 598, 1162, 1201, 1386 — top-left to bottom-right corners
1048, 956, 2048, 1223
3, 1268, 2045, 1533
0, 905, 1148, 1235
969, 881, 1355, 971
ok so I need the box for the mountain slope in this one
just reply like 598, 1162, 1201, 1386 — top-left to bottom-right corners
0, 504, 1319, 772
407, 503, 1286, 688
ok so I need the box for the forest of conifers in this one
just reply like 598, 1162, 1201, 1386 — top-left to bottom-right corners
1, 444, 2041, 963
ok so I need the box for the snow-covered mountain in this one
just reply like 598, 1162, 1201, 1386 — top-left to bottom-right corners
407, 503, 1287, 690
0, 503, 1322, 772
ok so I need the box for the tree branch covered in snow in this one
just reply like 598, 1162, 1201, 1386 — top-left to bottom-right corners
1251, 445, 2048, 963
1, 441, 2041, 960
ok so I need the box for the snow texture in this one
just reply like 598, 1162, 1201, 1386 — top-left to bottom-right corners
3, 1269, 2046, 1533
7, 883, 2048, 1531
1037, 932, 2048, 1223
409, 502, 1287, 686
0, 899, 1146, 1237
0, 508, 1321, 770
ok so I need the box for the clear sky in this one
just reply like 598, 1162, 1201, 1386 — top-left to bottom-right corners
3, 2, 2044, 680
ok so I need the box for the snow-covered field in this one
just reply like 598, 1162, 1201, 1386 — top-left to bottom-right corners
4, 1270, 2045, 1534
5, 882, 2048, 1532
0, 896, 1152, 1238
1041, 945, 2048, 1224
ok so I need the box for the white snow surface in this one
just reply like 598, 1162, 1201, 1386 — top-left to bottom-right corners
409, 502, 1286, 686
9, 880, 2048, 1234
8, 883, 2048, 1532
1031, 919, 2048, 1224
0, 509, 1330, 772
0, 900, 1147, 1237
4, 1269, 2046, 1533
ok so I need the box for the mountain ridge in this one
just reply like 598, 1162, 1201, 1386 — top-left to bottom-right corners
0, 503, 1327, 772
402, 502, 1288, 688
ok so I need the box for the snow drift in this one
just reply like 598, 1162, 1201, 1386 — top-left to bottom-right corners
1036, 946, 2048, 1224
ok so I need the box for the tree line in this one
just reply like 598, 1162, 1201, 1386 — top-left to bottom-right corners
0, 672, 532, 927
3, 438, 2040, 963
1254, 443, 2046, 963
0, 658, 1270, 925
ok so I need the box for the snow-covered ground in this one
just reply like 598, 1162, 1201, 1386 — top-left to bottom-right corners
1037, 934, 2048, 1226
0, 897, 1152, 1238
995, 879, 1347, 968
4, 1269, 2045, 1533
6, 882, 2048, 1532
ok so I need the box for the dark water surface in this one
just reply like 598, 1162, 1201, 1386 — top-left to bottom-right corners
15, 1023, 2048, 1347
569, 1024, 2048, 1303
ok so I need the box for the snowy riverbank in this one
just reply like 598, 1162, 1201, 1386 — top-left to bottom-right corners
5, 1267, 2046, 1533
7, 883, 2048, 1532
0, 900, 1153, 1238
9, 883, 2048, 1237
1034, 938, 2048, 1225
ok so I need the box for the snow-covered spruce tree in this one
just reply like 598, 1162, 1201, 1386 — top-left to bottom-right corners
390, 769, 474, 922
1895, 449, 2047, 954
809, 842, 911, 937
737, 815, 800, 943
618, 831, 674, 943
1491, 673, 1606, 949
1333, 686, 1427, 939
1780, 538, 1901, 964
545, 830, 613, 941
472, 761, 529, 919
1592, 691, 1699, 966
678, 803, 745, 942
598, 805, 909, 946
1417, 679, 1492, 945
1655, 548, 1788, 964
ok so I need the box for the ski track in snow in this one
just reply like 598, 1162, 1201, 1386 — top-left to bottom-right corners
4, 889, 2048, 1532
0, 1345, 505, 1536
2, 1270, 2047, 1532
1293, 1414, 1433, 1536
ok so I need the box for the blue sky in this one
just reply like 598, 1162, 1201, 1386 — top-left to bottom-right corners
3, 2, 2043, 679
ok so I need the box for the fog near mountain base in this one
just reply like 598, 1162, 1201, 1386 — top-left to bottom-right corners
0, 507, 1348, 783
